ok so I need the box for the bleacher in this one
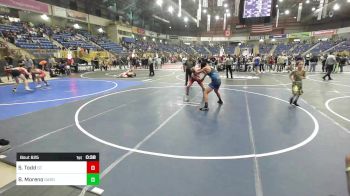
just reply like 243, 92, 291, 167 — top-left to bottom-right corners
193, 45, 209, 55
0, 23, 22, 33
291, 43, 314, 54
181, 45, 194, 54
274, 44, 294, 55
15, 35, 58, 49
207, 45, 220, 55
224, 46, 235, 55
79, 31, 124, 54
310, 41, 337, 54
53, 33, 98, 50
259, 44, 273, 55
0, 23, 58, 50
329, 40, 350, 52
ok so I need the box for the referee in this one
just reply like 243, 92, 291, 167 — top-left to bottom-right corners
225, 55, 233, 79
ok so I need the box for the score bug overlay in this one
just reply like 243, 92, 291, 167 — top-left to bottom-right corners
16, 153, 99, 186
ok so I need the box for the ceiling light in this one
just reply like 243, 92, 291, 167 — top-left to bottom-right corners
177, 13, 181, 17
152, 38, 155, 41
224, 3, 228, 8
98, 28, 104, 33
143, 36, 146, 40
226, 9, 229, 13
293, 16, 297, 19
276, 5, 279, 8
333, 3, 340, 10
306, 0, 310, 4
184, 16, 188, 22
271, 38, 276, 42
169, 26, 172, 29
312, 7, 315, 11
259, 39, 264, 42
215, 15, 219, 20
238, 43, 242, 46
41, 14, 49, 21
348, 0, 350, 3
284, 10, 290, 15
168, 6, 174, 14
185, 24, 187, 28
279, 0, 283, 2
73, 24, 80, 29
156, 0, 163, 7
227, 13, 231, 17
203, 9, 207, 13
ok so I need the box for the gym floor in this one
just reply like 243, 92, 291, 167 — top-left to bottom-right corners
1, 63, 350, 196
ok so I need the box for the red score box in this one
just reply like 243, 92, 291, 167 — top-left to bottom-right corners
87, 161, 99, 173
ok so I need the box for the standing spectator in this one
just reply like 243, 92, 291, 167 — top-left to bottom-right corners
277, 54, 284, 72
305, 53, 311, 71
268, 55, 275, 72
339, 55, 348, 73
225, 55, 233, 79
309, 54, 318, 72
320, 54, 327, 72
149, 57, 155, 77
253, 54, 261, 75
322, 52, 337, 81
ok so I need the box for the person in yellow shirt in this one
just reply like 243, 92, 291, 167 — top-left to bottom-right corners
289, 61, 305, 107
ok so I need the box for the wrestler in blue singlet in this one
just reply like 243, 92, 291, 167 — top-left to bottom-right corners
207, 68, 221, 90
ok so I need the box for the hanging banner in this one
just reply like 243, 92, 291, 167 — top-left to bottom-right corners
53, 6, 67, 18
169, 35, 179, 40
287, 32, 311, 38
269, 34, 286, 39
318, 0, 324, 20
132, 27, 138, 34
200, 37, 212, 41
137, 28, 145, 35
197, 10, 200, 27
312, 29, 336, 36
236, 24, 246, 29
322, 0, 328, 19
178, 0, 182, 17
66, 9, 87, 22
207, 14, 211, 32
276, 8, 279, 28
297, 3, 302, 22
0, 0, 49, 14
203, 0, 208, 8
217, 0, 223, 6
248, 36, 265, 40
145, 30, 157, 37
212, 37, 228, 41
223, 13, 227, 30
157, 33, 167, 39
198, 0, 202, 21
234, 0, 240, 16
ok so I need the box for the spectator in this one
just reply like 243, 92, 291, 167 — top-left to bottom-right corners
309, 54, 318, 72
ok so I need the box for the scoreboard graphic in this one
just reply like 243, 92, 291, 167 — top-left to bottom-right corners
243, 0, 272, 18
16, 153, 99, 186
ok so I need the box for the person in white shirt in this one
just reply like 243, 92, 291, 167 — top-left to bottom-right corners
322, 52, 336, 81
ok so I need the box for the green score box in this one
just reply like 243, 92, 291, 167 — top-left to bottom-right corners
87, 174, 100, 185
